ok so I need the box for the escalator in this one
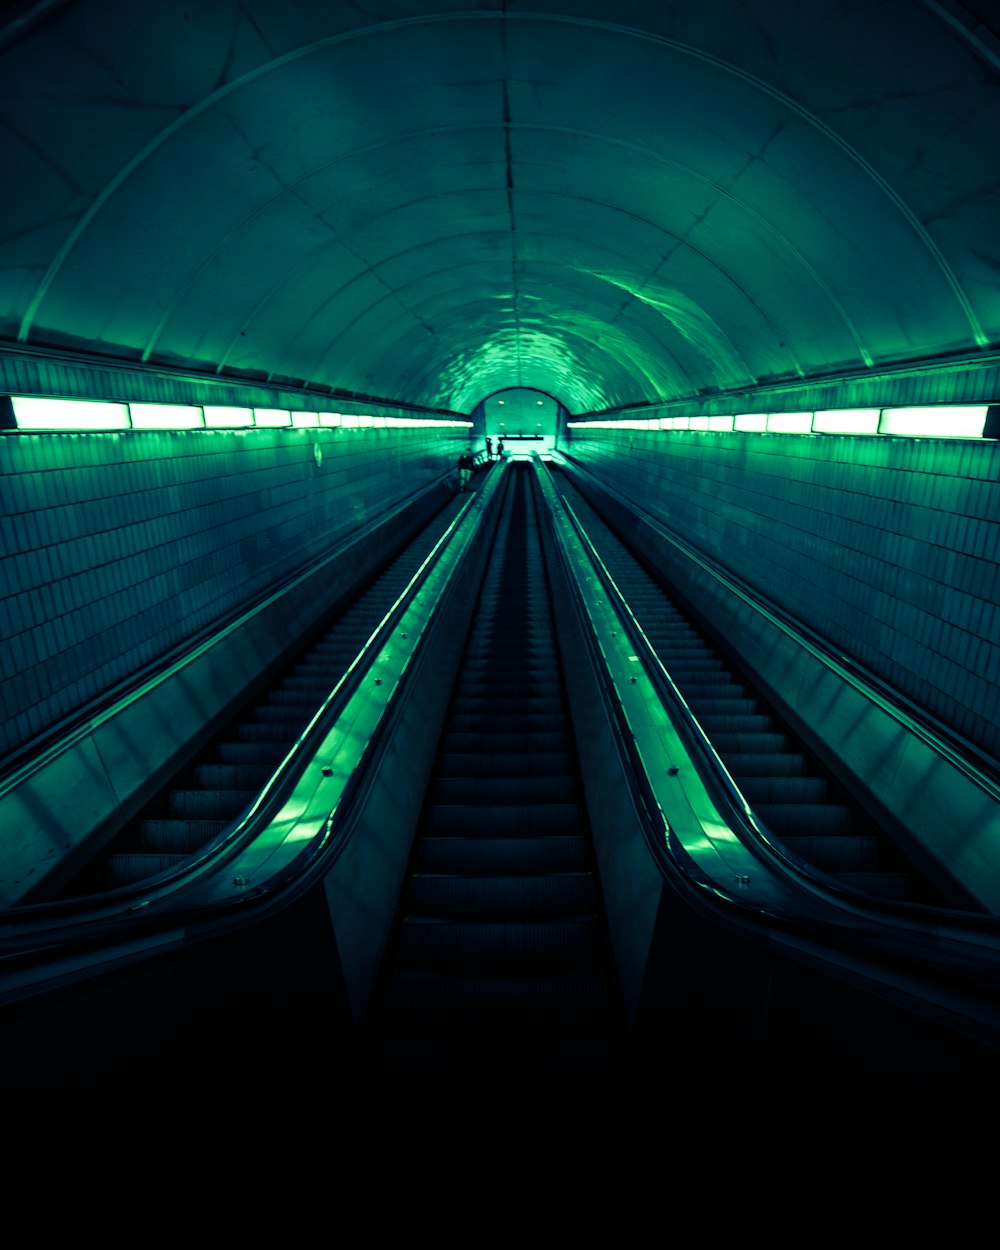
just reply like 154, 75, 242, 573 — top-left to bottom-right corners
4, 456, 1000, 1146
57, 489, 471, 896
370, 464, 625, 1097
552, 468, 955, 908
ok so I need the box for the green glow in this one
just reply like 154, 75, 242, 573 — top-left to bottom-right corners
688, 416, 710, 430
813, 408, 880, 434
318, 412, 343, 427
130, 403, 204, 429
767, 411, 813, 432
253, 408, 292, 426
11, 397, 130, 430
734, 413, 767, 431
203, 405, 253, 427
879, 405, 988, 437
707, 415, 735, 431
291, 412, 320, 427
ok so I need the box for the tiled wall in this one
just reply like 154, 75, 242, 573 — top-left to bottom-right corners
568, 429, 1000, 760
0, 425, 466, 757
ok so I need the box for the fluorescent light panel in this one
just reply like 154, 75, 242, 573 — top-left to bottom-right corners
203, 405, 253, 427
767, 411, 813, 432
878, 405, 988, 438
813, 408, 880, 434
11, 397, 131, 430
253, 408, 291, 426
130, 403, 204, 429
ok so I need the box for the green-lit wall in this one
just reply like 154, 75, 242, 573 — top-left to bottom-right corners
0, 425, 465, 757
567, 428, 1000, 761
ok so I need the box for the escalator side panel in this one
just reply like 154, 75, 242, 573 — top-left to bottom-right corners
318, 474, 507, 1026
537, 476, 668, 1025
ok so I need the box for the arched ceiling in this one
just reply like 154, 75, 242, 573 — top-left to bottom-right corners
1, 1, 998, 414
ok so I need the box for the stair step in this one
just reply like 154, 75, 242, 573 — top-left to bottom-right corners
780, 834, 882, 870
406, 873, 596, 918
429, 776, 580, 805
138, 819, 228, 853
398, 917, 604, 967
106, 852, 186, 886
386, 968, 614, 1025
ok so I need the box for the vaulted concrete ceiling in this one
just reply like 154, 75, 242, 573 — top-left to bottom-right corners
2, 1, 998, 414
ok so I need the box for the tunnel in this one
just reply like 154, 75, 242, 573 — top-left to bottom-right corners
1, 0, 1000, 1199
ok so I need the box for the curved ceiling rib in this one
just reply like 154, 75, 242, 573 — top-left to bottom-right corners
2, 2, 996, 413
131, 116, 883, 402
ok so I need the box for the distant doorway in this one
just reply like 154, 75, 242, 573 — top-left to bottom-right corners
484, 388, 559, 456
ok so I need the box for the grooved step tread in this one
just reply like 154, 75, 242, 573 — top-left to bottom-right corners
398, 917, 604, 966
414, 835, 591, 874
406, 872, 597, 918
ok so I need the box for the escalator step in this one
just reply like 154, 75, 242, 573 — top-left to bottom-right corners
739, 776, 829, 804
280, 675, 336, 692
832, 871, 914, 900
451, 694, 564, 713
233, 721, 302, 742
375, 1028, 621, 1087
442, 730, 570, 754
685, 697, 759, 715
425, 805, 585, 835
106, 852, 186, 886
414, 835, 591, 874
251, 705, 310, 725
455, 679, 563, 697
192, 763, 273, 789
463, 657, 558, 673
663, 667, 731, 683
780, 834, 882, 870
449, 713, 566, 733
710, 732, 789, 754
167, 789, 258, 819
719, 752, 810, 777
214, 742, 288, 765
386, 967, 613, 1025
266, 689, 327, 707
398, 917, 604, 967
406, 873, 596, 917
428, 776, 580, 805
756, 803, 854, 836
676, 683, 748, 704
138, 819, 228, 853
435, 752, 576, 778
696, 713, 775, 733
